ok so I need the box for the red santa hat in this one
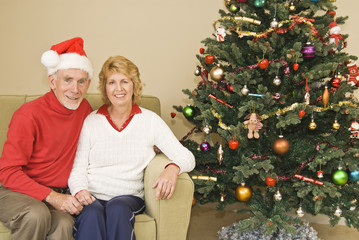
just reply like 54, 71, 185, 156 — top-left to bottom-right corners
41, 37, 93, 78
329, 22, 341, 35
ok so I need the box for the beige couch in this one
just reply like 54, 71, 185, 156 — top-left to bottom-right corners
0, 93, 194, 240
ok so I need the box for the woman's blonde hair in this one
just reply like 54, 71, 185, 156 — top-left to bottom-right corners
98, 55, 143, 105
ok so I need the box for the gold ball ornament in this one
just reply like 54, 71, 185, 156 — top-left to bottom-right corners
332, 120, 340, 130
336, 72, 343, 81
235, 183, 252, 202
210, 65, 224, 82
273, 135, 290, 155
309, 120, 317, 130
289, 2, 296, 12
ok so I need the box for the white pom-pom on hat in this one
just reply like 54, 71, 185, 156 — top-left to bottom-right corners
41, 50, 60, 68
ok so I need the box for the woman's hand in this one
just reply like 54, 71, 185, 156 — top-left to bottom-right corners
152, 164, 180, 200
74, 189, 96, 206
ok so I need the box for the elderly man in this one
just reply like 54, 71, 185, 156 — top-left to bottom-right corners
0, 37, 93, 240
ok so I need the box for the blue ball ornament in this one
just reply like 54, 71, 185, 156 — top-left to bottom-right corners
310, 0, 319, 2
349, 170, 359, 182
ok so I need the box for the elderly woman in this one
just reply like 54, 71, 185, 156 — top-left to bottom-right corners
68, 55, 195, 240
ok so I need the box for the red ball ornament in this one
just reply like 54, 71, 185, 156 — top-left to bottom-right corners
331, 78, 341, 88
298, 110, 305, 118
293, 63, 299, 71
258, 59, 269, 69
327, 10, 336, 16
227, 84, 234, 93
266, 177, 277, 187
192, 196, 197, 206
205, 55, 215, 64
229, 140, 239, 150
199, 48, 205, 54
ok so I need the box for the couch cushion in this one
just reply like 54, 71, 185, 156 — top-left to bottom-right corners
134, 213, 156, 240
0, 222, 10, 240
0, 93, 161, 156
0, 95, 26, 156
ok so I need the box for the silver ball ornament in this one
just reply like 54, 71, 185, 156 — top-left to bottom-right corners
194, 66, 201, 76
273, 75, 281, 86
241, 85, 249, 95
274, 190, 282, 201
270, 18, 278, 28
350, 200, 357, 211
296, 206, 304, 217
334, 206, 342, 217
202, 125, 212, 134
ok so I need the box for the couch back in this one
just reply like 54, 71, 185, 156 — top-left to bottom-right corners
0, 93, 161, 156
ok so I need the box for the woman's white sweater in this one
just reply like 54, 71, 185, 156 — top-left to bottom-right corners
68, 107, 195, 201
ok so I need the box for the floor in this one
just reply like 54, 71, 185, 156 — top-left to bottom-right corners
187, 204, 359, 240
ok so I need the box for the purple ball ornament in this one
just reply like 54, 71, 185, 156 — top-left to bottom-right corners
301, 41, 316, 58
200, 141, 211, 152
237, 0, 248, 2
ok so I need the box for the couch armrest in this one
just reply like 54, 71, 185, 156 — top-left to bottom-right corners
144, 154, 194, 240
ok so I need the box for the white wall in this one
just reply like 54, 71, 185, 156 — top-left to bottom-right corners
0, 0, 358, 138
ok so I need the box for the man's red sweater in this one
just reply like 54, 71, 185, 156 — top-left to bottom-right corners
0, 91, 92, 200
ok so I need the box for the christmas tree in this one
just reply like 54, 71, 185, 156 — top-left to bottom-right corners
173, 0, 359, 235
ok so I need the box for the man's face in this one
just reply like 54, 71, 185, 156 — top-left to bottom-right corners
49, 69, 91, 110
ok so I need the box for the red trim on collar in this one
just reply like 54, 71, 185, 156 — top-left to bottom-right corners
97, 104, 142, 132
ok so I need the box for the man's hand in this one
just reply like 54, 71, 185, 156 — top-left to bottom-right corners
152, 164, 180, 200
74, 190, 95, 206
44, 190, 83, 215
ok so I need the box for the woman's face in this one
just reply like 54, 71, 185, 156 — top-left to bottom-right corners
106, 72, 133, 108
